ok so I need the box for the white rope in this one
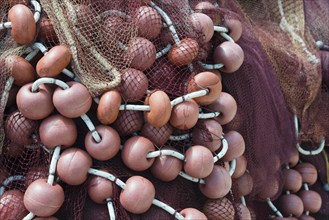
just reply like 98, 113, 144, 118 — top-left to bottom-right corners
30, 0, 42, 23
22, 212, 35, 220
198, 111, 220, 119
31, 77, 70, 92
240, 196, 247, 206
198, 62, 224, 70
0, 175, 25, 196
149, 1, 180, 45
156, 44, 172, 59
169, 133, 191, 141
277, 0, 319, 64
106, 198, 116, 220
267, 198, 283, 217
294, 114, 325, 155
178, 171, 205, 184
0, 0, 42, 30
213, 137, 229, 162
214, 26, 229, 33
88, 168, 185, 219
80, 114, 102, 143
152, 199, 184, 220
146, 150, 185, 160
47, 146, 61, 185
229, 159, 236, 176
170, 89, 208, 107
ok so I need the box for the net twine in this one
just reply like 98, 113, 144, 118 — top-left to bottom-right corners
41, 0, 124, 97
0, 0, 328, 219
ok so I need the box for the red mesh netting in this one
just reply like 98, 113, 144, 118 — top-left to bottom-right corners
0, 0, 329, 219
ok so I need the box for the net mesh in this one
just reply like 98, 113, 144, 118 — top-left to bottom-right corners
0, 0, 328, 219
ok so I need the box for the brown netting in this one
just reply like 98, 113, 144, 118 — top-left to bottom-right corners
0, 5, 49, 217
211, 1, 296, 201
1, 0, 329, 219
112, 110, 144, 137
0, 47, 26, 154
299, 150, 329, 216
0, 10, 51, 213
229, 0, 329, 218
203, 197, 236, 220
236, 0, 327, 144
40, 0, 135, 96
304, 0, 329, 46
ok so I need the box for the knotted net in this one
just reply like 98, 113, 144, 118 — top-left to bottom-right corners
0, 0, 328, 219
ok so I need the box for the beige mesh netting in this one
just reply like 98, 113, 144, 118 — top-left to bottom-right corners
41, 0, 137, 97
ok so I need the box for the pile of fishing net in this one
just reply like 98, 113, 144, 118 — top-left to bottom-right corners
0, 0, 328, 219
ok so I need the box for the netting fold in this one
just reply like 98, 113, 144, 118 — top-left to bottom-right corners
0, 0, 329, 219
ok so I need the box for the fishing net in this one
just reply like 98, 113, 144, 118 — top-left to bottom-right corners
0, 0, 328, 219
